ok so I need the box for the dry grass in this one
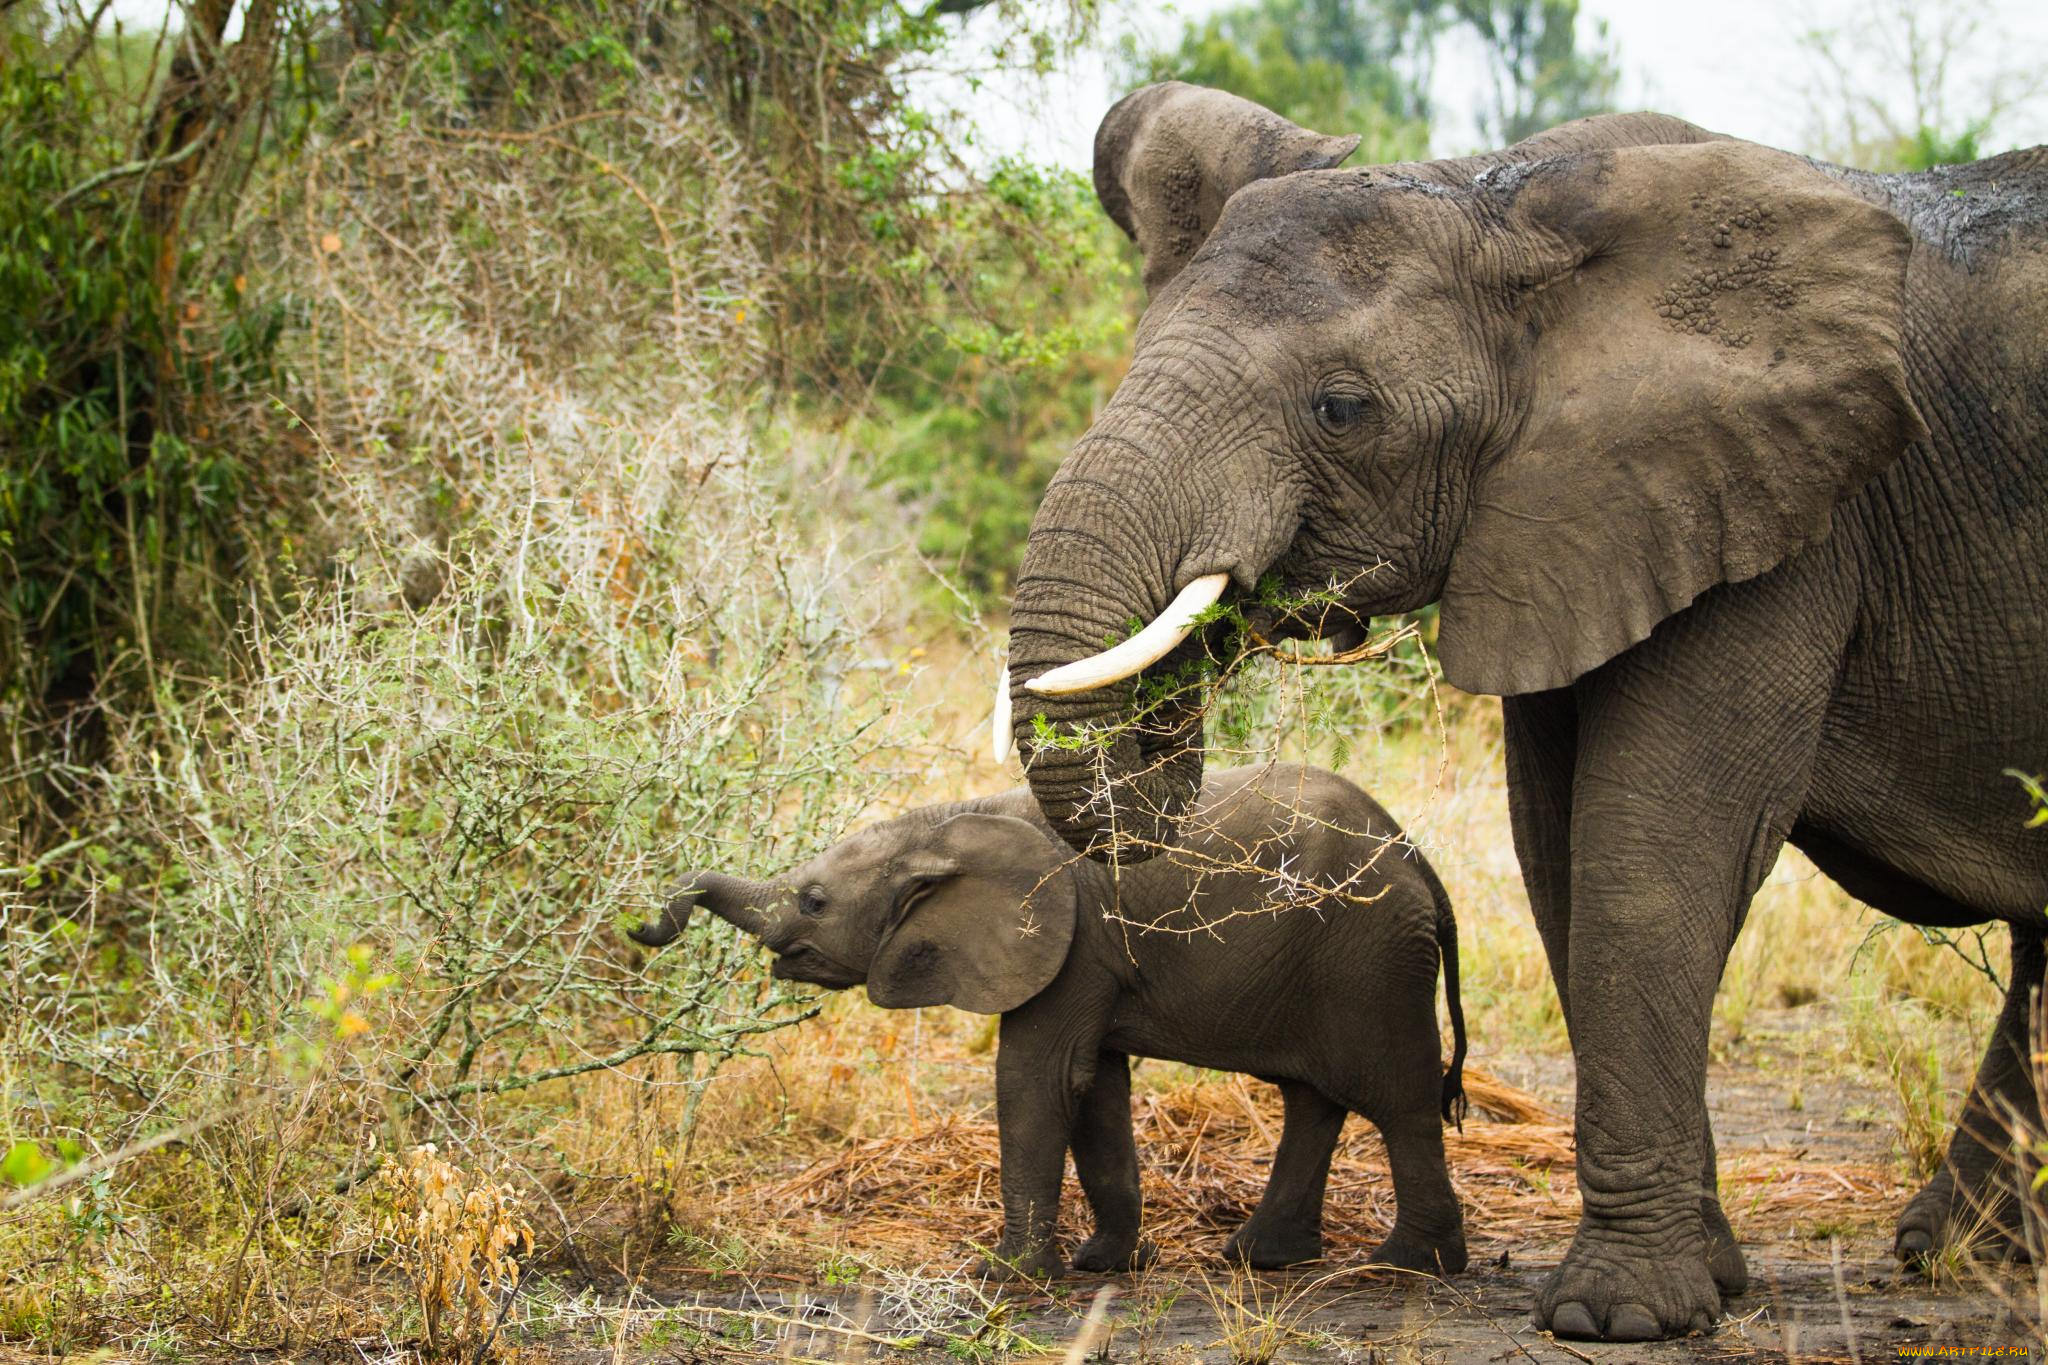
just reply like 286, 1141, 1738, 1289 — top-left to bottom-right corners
2, 634, 2011, 1354
661, 1038, 1910, 1281
599, 686, 2001, 1294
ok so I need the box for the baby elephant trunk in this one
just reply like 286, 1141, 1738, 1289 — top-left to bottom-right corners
628, 872, 783, 947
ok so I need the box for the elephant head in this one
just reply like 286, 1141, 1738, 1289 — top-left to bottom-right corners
1005, 83, 1927, 859
628, 811, 1078, 1014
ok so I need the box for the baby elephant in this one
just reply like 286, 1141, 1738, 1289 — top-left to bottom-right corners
629, 763, 1467, 1278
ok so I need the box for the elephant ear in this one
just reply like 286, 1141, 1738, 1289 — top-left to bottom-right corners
1438, 139, 1928, 695
1095, 81, 1360, 295
867, 813, 1078, 1016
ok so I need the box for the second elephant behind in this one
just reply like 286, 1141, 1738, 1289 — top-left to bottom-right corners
630, 762, 1469, 1277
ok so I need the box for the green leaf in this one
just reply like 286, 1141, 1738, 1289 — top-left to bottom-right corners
0, 1140, 55, 1188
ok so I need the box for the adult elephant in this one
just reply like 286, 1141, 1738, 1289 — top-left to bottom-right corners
1002, 82, 2048, 1341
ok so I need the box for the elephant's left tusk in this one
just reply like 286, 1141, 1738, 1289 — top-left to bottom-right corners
991, 659, 1013, 764
1025, 572, 1231, 696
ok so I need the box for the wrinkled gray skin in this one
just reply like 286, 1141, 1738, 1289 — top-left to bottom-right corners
630, 764, 1468, 1279
1006, 82, 2048, 1340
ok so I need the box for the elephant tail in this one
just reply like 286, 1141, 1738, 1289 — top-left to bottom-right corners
626, 889, 700, 948
1416, 849, 1468, 1130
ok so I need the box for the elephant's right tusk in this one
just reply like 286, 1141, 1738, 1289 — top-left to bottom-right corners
991, 658, 1013, 764
1025, 573, 1231, 696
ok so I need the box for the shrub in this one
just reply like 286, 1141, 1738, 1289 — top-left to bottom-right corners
0, 26, 937, 1349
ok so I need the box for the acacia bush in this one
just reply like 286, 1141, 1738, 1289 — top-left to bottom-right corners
1, 0, 1110, 844
0, 18, 958, 1349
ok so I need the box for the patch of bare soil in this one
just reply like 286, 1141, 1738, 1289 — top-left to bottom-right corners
515, 1001, 2031, 1363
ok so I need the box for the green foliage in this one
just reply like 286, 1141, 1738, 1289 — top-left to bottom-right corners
0, 38, 279, 785
1126, 0, 1618, 155
2011, 769, 2048, 828
0, 1139, 65, 1189
0, 3, 1039, 1345
0, 0, 1117, 792
858, 159, 1138, 597
1124, 0, 1433, 160
1023, 579, 1445, 774
1901, 122, 1986, 169
1445, 0, 1619, 144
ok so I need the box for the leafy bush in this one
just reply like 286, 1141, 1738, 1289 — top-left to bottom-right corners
857, 158, 1138, 598
0, 19, 945, 1348
0, 26, 286, 835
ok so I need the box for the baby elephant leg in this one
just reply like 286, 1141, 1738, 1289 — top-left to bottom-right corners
1069, 1052, 1156, 1272
1371, 1108, 1467, 1275
1224, 1082, 1346, 1268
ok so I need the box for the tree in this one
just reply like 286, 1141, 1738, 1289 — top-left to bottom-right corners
1447, 0, 1619, 144
1124, 0, 1435, 163
1125, 0, 1618, 159
1796, 0, 2046, 170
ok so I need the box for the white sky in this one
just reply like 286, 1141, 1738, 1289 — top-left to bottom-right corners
925, 0, 2048, 170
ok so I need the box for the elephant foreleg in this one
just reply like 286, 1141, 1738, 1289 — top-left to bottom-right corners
982, 1017, 1086, 1279
1527, 626, 1832, 1343
1509, 685, 1753, 1313
1068, 1051, 1154, 1272
1896, 920, 2046, 1265
1698, 1120, 1746, 1294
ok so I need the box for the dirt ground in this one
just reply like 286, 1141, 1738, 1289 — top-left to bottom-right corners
505, 1002, 2038, 1364
599, 1248, 2031, 1365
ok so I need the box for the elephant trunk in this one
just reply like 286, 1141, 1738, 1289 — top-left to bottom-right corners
628, 872, 785, 946
1006, 394, 1288, 860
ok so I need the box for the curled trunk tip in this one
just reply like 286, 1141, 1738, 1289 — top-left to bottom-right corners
627, 890, 700, 947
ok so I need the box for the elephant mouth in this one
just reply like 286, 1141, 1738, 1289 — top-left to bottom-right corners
1235, 593, 1374, 657
1013, 561, 1381, 702
1022, 572, 1234, 697
769, 947, 864, 991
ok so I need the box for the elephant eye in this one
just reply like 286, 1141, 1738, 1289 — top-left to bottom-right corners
1313, 392, 1369, 432
798, 887, 826, 917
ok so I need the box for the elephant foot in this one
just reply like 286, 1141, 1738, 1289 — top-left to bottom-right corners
1366, 1227, 1466, 1276
1702, 1196, 1749, 1297
1895, 1165, 2028, 1267
1072, 1234, 1157, 1273
1534, 1229, 1720, 1341
972, 1242, 1065, 1280
1221, 1221, 1323, 1269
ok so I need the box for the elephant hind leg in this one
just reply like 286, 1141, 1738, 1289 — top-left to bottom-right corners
1793, 826, 2046, 1265
1222, 1082, 1344, 1269
1369, 1107, 1468, 1275
1894, 919, 2044, 1266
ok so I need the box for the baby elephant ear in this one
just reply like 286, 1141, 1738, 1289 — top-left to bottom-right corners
867, 813, 1079, 1016
1095, 81, 1360, 295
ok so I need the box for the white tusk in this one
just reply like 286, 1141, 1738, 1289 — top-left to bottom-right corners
1025, 573, 1231, 696
991, 658, 1013, 764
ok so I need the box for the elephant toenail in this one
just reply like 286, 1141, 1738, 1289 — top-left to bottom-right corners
1607, 1304, 1662, 1341
1550, 1303, 1601, 1339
